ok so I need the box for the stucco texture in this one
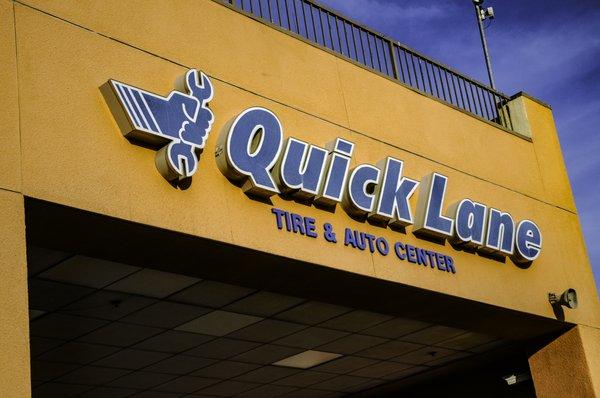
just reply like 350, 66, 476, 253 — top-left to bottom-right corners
13, 0, 599, 326
0, 189, 30, 397
0, 0, 21, 191
530, 325, 600, 397
3, 0, 599, 396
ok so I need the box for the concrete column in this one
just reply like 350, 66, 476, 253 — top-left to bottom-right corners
0, 0, 22, 193
503, 94, 533, 139
0, 190, 31, 397
0, 1, 30, 395
507, 92, 577, 212
529, 325, 600, 397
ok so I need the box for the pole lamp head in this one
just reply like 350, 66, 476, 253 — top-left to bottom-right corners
479, 6, 495, 21
549, 288, 578, 309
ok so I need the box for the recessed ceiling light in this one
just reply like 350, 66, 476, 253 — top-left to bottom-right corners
504, 375, 517, 385
272, 350, 342, 369
502, 373, 531, 386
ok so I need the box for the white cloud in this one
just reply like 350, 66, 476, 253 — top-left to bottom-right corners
320, 0, 457, 33
318, 0, 600, 288
492, 10, 600, 96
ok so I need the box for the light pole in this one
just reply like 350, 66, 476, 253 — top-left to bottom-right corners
473, 0, 496, 89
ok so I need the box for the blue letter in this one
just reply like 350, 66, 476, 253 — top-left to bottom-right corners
315, 138, 354, 206
376, 238, 389, 255
451, 199, 487, 247
216, 107, 283, 198
394, 242, 407, 260
414, 173, 454, 239
513, 220, 542, 263
370, 157, 419, 227
305, 217, 318, 238
344, 228, 356, 247
343, 164, 381, 216
406, 245, 417, 263
277, 137, 328, 199
483, 208, 515, 256
271, 208, 285, 230
445, 256, 456, 273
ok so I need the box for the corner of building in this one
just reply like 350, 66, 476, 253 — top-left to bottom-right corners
0, 190, 31, 397
529, 325, 600, 397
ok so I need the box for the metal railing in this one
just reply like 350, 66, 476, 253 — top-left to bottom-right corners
224, 0, 514, 131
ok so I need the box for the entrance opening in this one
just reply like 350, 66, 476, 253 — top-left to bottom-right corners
25, 199, 562, 397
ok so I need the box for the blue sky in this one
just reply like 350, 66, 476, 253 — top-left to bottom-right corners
319, 0, 600, 291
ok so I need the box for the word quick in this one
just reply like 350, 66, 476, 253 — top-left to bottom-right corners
216, 107, 542, 264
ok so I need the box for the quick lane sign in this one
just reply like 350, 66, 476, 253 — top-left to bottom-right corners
103, 69, 542, 268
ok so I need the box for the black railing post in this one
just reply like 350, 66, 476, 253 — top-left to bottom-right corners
224, 0, 516, 132
388, 40, 400, 80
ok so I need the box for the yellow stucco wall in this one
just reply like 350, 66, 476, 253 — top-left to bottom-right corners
529, 325, 600, 397
0, 188, 30, 398
0, 0, 21, 192
16, 0, 558, 209
12, 0, 598, 327
579, 325, 600, 394
0, 3, 31, 396
2, 0, 599, 396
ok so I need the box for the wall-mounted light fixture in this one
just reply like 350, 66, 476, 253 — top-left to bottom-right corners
503, 373, 531, 386
549, 288, 578, 309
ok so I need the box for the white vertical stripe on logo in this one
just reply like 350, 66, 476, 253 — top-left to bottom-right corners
115, 83, 144, 129
126, 87, 151, 131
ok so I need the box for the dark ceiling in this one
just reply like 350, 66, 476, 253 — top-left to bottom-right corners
29, 246, 509, 398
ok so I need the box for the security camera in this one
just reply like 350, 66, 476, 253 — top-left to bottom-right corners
549, 288, 578, 309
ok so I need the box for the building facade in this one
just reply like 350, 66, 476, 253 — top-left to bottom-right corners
1, 0, 599, 396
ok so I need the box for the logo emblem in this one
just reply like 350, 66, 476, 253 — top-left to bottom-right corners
102, 69, 214, 181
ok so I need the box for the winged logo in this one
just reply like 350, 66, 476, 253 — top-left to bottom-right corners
101, 69, 214, 181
